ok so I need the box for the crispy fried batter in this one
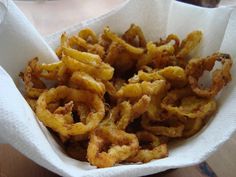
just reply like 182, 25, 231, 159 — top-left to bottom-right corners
177, 30, 202, 59
161, 87, 217, 119
20, 25, 232, 168
36, 86, 105, 137
127, 131, 168, 163
141, 116, 185, 138
87, 126, 139, 167
186, 53, 232, 98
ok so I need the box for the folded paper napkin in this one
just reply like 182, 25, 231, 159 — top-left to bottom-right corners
0, 0, 236, 176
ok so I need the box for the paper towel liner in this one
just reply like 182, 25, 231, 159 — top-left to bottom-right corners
0, 0, 236, 177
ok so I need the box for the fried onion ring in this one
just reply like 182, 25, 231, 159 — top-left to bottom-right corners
128, 70, 164, 83
136, 41, 175, 68
70, 71, 105, 96
122, 24, 146, 47
126, 131, 168, 163
141, 117, 184, 137
20, 58, 46, 98
104, 27, 144, 55
87, 126, 139, 167
116, 80, 167, 98
78, 28, 98, 44
186, 53, 232, 98
102, 95, 151, 130
182, 117, 203, 137
177, 30, 202, 58
36, 86, 105, 137
62, 55, 114, 81
161, 87, 217, 119
20, 25, 232, 168
158, 66, 187, 87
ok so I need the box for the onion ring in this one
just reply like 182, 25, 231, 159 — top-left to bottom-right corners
158, 66, 187, 87
161, 87, 217, 119
122, 24, 146, 47
87, 126, 139, 167
177, 30, 202, 58
104, 27, 144, 55
128, 70, 164, 83
78, 28, 98, 44
182, 118, 203, 137
69, 36, 105, 58
62, 55, 114, 81
36, 86, 105, 137
70, 71, 105, 96
116, 80, 167, 98
20, 25, 233, 168
157, 34, 180, 51
141, 116, 184, 137
20, 58, 46, 98
136, 41, 175, 68
126, 131, 168, 163
102, 95, 151, 130
186, 53, 232, 98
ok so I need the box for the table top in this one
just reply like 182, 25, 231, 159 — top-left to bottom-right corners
1, 0, 236, 177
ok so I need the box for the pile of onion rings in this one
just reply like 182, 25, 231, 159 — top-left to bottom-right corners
20, 24, 232, 168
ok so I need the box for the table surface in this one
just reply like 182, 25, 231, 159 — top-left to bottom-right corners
1, 0, 236, 177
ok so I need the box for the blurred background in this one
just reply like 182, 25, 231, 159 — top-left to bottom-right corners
14, 0, 125, 36
0, 1, 235, 177
14, 0, 235, 36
